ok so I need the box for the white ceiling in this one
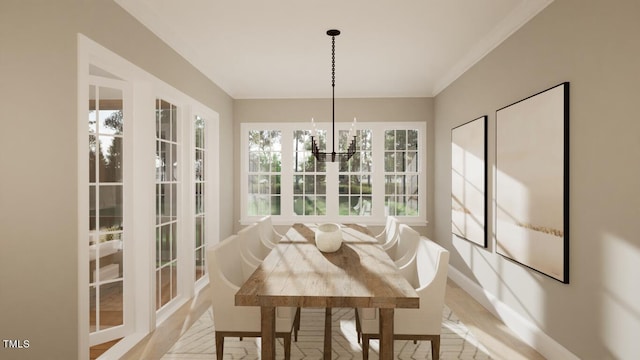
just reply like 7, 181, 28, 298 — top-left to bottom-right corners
115, 0, 553, 99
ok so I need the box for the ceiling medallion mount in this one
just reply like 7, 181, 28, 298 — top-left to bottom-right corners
326, 29, 341, 36
310, 29, 357, 163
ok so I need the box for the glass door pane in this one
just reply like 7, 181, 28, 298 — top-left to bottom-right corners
156, 99, 180, 311
194, 115, 207, 281
88, 82, 127, 340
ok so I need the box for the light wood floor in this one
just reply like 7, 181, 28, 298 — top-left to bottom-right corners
90, 267, 180, 359
444, 280, 545, 360
120, 285, 213, 360
117, 278, 544, 360
90, 338, 122, 360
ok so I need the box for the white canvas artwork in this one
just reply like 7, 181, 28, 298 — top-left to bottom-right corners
495, 82, 569, 283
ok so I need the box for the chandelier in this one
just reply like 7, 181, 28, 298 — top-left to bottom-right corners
310, 29, 357, 162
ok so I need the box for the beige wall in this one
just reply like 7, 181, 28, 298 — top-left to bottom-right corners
233, 97, 435, 235
0, 1, 233, 359
3, 0, 639, 358
433, 0, 640, 358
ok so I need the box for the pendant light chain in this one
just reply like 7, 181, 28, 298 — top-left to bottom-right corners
331, 35, 336, 88
310, 29, 357, 163
331, 34, 336, 156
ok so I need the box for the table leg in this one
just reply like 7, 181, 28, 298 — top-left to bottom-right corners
261, 306, 276, 360
324, 307, 332, 360
379, 308, 394, 360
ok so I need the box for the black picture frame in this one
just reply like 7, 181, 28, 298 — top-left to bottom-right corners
495, 82, 570, 283
451, 116, 488, 248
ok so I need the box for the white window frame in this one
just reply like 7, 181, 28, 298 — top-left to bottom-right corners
292, 129, 327, 216
338, 129, 374, 217
154, 96, 183, 317
190, 105, 219, 291
86, 75, 133, 347
383, 128, 422, 217
152, 91, 220, 323
240, 122, 427, 226
246, 129, 283, 217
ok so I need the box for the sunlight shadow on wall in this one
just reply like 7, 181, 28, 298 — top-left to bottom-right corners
495, 167, 564, 281
451, 139, 485, 246
602, 232, 640, 358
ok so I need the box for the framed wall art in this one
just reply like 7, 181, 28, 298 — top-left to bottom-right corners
495, 82, 569, 283
451, 116, 487, 247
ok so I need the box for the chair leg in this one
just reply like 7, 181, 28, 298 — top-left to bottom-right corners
361, 334, 369, 360
354, 308, 361, 343
431, 335, 440, 360
283, 333, 292, 360
215, 332, 224, 360
294, 307, 301, 341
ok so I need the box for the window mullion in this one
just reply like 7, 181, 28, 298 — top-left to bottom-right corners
181, 105, 195, 295
372, 127, 386, 217
325, 161, 339, 222
280, 128, 294, 218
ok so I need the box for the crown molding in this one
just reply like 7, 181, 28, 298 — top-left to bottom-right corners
432, 0, 554, 96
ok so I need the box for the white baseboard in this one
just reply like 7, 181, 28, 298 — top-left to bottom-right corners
448, 265, 579, 360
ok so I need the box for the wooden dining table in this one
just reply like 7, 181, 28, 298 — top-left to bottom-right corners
235, 223, 419, 359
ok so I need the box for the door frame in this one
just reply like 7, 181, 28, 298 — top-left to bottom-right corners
78, 34, 220, 359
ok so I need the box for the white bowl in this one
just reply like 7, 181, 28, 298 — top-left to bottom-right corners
315, 223, 343, 252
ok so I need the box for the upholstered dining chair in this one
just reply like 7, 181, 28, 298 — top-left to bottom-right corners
386, 223, 421, 268
236, 224, 302, 340
238, 223, 272, 271
355, 216, 400, 341
357, 237, 450, 360
206, 235, 297, 360
355, 220, 412, 343
374, 216, 401, 251
256, 215, 285, 248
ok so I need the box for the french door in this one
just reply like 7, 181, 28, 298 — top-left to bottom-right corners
88, 75, 133, 345
79, 36, 221, 357
155, 98, 181, 312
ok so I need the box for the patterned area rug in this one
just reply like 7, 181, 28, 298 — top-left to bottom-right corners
162, 306, 492, 359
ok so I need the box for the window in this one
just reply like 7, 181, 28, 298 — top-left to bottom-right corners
293, 130, 327, 215
155, 99, 180, 311
241, 122, 426, 225
247, 130, 282, 216
384, 129, 419, 216
339, 129, 373, 216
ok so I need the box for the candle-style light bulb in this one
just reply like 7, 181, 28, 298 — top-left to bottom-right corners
311, 117, 316, 137
352, 117, 357, 138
